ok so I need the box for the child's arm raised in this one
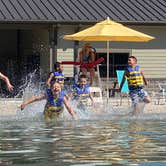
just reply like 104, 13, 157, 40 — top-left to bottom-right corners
20, 95, 45, 110
46, 73, 54, 87
0, 72, 14, 92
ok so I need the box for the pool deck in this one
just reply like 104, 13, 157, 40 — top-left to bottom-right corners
104, 97, 166, 114
0, 97, 166, 116
0, 98, 22, 116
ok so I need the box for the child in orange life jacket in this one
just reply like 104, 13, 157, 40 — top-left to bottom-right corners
72, 74, 94, 112
20, 81, 76, 121
120, 56, 151, 115
47, 62, 65, 87
0, 72, 14, 92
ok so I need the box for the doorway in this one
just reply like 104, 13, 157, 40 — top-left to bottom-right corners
0, 29, 40, 97
96, 52, 129, 78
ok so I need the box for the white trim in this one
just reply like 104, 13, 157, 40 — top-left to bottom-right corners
96, 48, 132, 55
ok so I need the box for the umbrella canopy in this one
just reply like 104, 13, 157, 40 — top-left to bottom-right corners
64, 18, 154, 42
64, 18, 155, 99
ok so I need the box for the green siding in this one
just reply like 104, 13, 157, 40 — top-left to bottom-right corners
132, 49, 166, 78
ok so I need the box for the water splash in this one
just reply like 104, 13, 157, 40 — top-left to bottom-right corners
0, 69, 166, 122
14, 69, 45, 99
0, 69, 45, 121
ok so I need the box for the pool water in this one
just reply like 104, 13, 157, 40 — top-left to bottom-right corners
0, 108, 166, 166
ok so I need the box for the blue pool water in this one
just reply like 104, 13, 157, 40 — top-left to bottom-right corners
0, 107, 166, 166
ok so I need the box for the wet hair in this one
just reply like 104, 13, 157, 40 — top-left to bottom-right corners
78, 74, 87, 81
50, 80, 61, 88
128, 56, 137, 62
54, 62, 61, 71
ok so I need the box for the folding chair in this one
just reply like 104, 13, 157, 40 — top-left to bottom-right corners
158, 83, 166, 103
116, 70, 130, 105
89, 86, 103, 104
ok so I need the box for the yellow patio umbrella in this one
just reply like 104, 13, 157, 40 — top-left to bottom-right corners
64, 17, 155, 99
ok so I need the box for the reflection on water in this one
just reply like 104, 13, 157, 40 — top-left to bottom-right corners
0, 112, 166, 166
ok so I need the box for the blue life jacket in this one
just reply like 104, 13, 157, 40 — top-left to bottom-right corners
46, 88, 66, 107
73, 84, 90, 105
126, 65, 144, 90
51, 71, 64, 85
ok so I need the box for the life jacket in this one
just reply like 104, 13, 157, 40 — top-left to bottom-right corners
126, 65, 144, 90
51, 71, 64, 85
73, 84, 90, 105
43, 89, 66, 120
46, 88, 66, 107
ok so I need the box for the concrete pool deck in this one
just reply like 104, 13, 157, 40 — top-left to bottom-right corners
0, 97, 166, 116
0, 98, 22, 116
103, 97, 166, 114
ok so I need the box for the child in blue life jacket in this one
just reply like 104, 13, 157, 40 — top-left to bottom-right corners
0, 72, 14, 92
71, 74, 94, 112
47, 62, 65, 87
120, 56, 151, 115
20, 81, 76, 121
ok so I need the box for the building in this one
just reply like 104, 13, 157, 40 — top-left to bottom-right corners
0, 0, 166, 93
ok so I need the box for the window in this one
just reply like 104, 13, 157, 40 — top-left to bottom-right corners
96, 52, 129, 77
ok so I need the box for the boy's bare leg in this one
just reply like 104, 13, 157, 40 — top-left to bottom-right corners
133, 96, 150, 115
131, 102, 145, 116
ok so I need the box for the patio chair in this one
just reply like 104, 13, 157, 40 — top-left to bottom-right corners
158, 83, 166, 102
116, 70, 130, 105
89, 86, 103, 104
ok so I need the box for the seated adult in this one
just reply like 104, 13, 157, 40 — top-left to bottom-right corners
77, 43, 96, 85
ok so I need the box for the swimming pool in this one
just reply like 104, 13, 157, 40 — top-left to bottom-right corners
0, 108, 165, 166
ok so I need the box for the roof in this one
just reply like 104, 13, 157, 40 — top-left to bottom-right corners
0, 0, 166, 24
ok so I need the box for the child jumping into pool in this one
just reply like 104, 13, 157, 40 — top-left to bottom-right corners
120, 56, 151, 115
71, 74, 94, 113
46, 62, 65, 87
0, 72, 14, 92
20, 81, 76, 121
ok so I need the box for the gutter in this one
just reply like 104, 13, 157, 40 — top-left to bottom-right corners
0, 19, 166, 26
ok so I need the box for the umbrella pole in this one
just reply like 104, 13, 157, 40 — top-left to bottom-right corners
106, 41, 109, 102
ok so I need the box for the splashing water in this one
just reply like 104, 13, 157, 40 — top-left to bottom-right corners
0, 69, 166, 122
0, 70, 45, 121
0, 70, 166, 166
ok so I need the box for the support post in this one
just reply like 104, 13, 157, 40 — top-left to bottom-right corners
73, 26, 80, 78
49, 25, 58, 72
107, 41, 110, 101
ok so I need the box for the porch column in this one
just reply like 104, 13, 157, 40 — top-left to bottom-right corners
49, 25, 58, 72
16, 30, 22, 79
73, 26, 81, 77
